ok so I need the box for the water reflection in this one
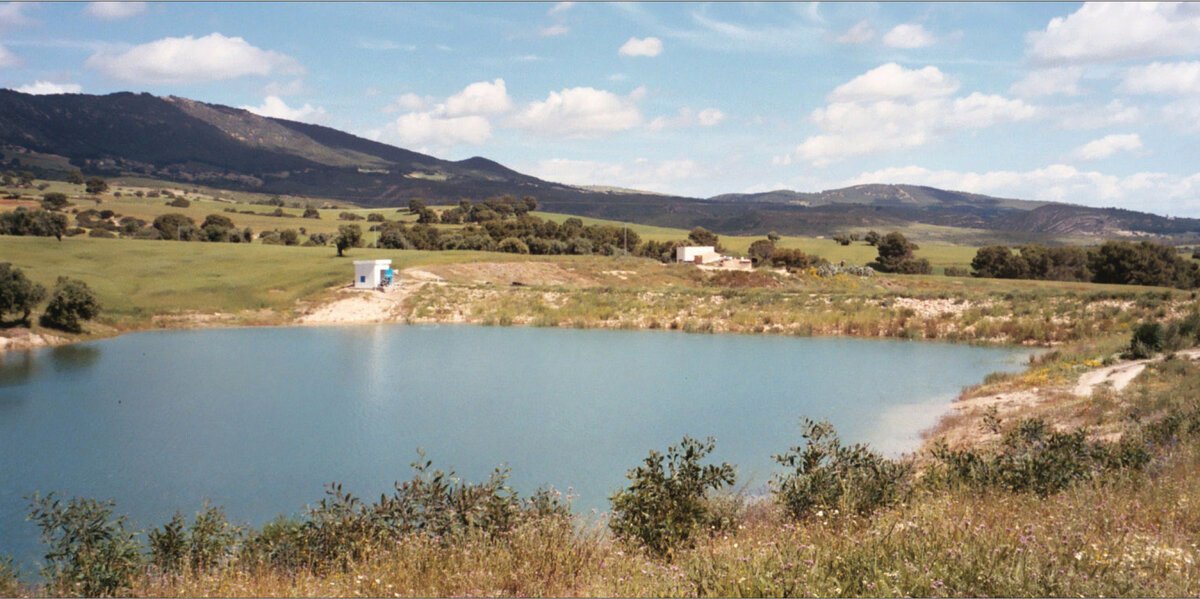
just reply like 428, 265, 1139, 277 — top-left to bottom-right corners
0, 350, 37, 388
49, 344, 101, 374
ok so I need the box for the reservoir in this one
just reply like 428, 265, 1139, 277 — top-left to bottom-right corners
0, 324, 1028, 569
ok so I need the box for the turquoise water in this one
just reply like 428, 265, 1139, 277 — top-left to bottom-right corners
0, 324, 1028, 570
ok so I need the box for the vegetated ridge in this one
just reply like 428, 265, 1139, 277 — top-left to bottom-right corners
3, 88, 1198, 239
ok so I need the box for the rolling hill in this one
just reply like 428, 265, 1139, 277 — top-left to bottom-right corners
3, 88, 1199, 240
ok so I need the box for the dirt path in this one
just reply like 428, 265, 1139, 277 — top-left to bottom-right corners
295, 268, 444, 326
1072, 349, 1200, 397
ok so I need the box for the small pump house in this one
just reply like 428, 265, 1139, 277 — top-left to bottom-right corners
353, 259, 393, 289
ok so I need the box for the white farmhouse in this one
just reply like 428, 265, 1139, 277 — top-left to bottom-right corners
353, 259, 394, 289
675, 246, 722, 264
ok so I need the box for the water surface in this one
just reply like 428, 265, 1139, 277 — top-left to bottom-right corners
0, 325, 1028, 569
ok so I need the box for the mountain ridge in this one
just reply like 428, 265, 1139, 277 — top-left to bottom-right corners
2, 89, 1197, 239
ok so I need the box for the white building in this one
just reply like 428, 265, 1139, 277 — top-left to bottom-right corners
675, 246, 720, 264
353, 259, 394, 289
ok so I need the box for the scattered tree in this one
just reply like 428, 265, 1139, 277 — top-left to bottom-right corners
0, 263, 46, 324
334, 224, 363, 257
84, 177, 108, 195
39, 277, 101, 332
41, 192, 69, 211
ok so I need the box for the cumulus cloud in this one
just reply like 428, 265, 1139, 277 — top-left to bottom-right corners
1163, 100, 1200, 133
527, 157, 702, 194
84, 2, 145, 20
375, 79, 513, 148
85, 33, 301, 84
240, 96, 327, 124
836, 20, 874, 44
882, 24, 935, 49
382, 112, 491, 147
13, 80, 82, 95
647, 106, 726, 130
1055, 99, 1142, 130
1028, 2, 1200, 65
790, 64, 1036, 166
1120, 61, 1200, 95
1072, 133, 1143, 160
1009, 67, 1083, 97
829, 62, 958, 102
619, 36, 662, 57
511, 86, 643, 137
540, 24, 569, 37
443, 78, 512, 116
844, 164, 1200, 215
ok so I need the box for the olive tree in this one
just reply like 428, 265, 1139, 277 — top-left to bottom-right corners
0, 263, 46, 324
39, 277, 101, 333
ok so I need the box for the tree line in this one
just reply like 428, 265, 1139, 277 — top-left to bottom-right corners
970, 240, 1200, 288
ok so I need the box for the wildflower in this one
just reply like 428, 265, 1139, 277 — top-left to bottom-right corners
1074, 551, 1083, 561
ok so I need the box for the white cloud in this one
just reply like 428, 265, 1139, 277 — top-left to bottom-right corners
619, 36, 663, 57
14, 80, 82, 95
1028, 2, 1200, 65
263, 78, 305, 96
527, 157, 702, 194
382, 112, 491, 147
374, 79, 513, 148
882, 24, 935, 49
1009, 67, 1082, 97
547, 2, 574, 16
1120, 61, 1200, 95
647, 106, 726, 130
1055, 99, 1142, 130
384, 92, 432, 113
540, 24, 569, 37
836, 20, 874, 44
843, 164, 1200, 215
443, 78, 512, 116
240, 96, 327, 124
697, 108, 726, 126
0, 43, 16, 68
0, 3, 33, 28
829, 63, 958, 102
85, 33, 301, 84
1163, 100, 1200, 133
1072, 133, 1143, 160
791, 65, 1036, 166
511, 86, 642, 137
84, 2, 145, 20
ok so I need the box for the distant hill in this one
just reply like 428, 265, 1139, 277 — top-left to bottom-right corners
2, 89, 1199, 240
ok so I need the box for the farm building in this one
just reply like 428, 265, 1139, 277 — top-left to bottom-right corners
353, 259, 394, 289
675, 246, 753, 271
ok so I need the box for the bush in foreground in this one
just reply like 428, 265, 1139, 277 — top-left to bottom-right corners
609, 436, 735, 557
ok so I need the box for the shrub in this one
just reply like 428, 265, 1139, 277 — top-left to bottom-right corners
166, 197, 190, 208
873, 232, 930, 274
41, 192, 70, 210
496, 237, 530, 254
302, 206, 321, 219
609, 436, 735, 556
1126, 322, 1166, 359
944, 266, 970, 277
0, 556, 19, 597
152, 213, 196, 241
367, 212, 385, 222
84, 177, 108, 195
28, 493, 142, 597
39, 277, 101, 333
773, 420, 909, 519
0, 262, 47, 324
930, 418, 1149, 496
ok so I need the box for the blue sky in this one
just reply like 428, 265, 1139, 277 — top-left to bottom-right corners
2, 2, 1200, 215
